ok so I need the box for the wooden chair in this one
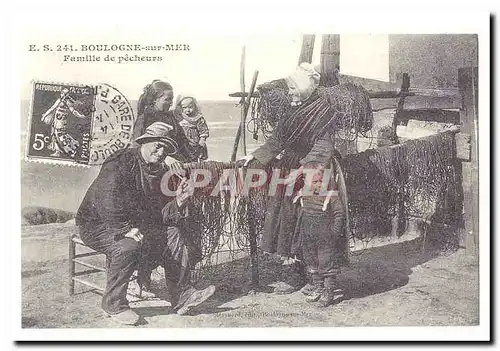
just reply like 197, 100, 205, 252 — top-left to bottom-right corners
69, 233, 148, 298
68, 233, 106, 295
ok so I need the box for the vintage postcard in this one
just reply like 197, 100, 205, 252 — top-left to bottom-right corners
12, 6, 490, 342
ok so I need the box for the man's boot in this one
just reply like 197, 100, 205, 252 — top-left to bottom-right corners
174, 285, 216, 315
104, 309, 140, 326
127, 279, 157, 299
305, 275, 324, 302
316, 275, 344, 308
299, 282, 316, 296
166, 262, 216, 315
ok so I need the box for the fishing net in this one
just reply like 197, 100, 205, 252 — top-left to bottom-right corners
246, 79, 291, 139
175, 131, 460, 283
255, 79, 291, 129
164, 81, 459, 284
318, 83, 373, 137
342, 131, 460, 248
252, 82, 373, 155
180, 161, 240, 257
187, 83, 375, 280
179, 161, 268, 280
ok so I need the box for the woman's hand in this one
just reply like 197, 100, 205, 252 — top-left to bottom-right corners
236, 154, 255, 167
176, 177, 194, 208
125, 228, 144, 243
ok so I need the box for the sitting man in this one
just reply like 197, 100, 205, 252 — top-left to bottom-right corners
76, 122, 215, 325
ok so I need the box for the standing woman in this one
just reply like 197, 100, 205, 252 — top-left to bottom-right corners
133, 80, 195, 162
239, 63, 343, 295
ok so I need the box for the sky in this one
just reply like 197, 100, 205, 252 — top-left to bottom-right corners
19, 23, 390, 101
16, 8, 483, 103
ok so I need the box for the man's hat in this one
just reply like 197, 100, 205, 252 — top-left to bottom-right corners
135, 122, 178, 154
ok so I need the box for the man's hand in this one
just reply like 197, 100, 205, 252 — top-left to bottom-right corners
199, 138, 206, 147
125, 228, 143, 242
170, 162, 186, 178
176, 177, 194, 208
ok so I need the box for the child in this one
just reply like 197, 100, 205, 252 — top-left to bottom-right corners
174, 95, 209, 161
292, 161, 346, 307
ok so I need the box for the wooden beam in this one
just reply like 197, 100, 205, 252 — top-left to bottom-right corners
72, 277, 105, 293
368, 91, 412, 99
396, 109, 460, 125
298, 34, 315, 64
403, 95, 462, 110
229, 92, 258, 98
458, 67, 479, 258
230, 90, 415, 99
409, 88, 460, 97
320, 34, 340, 87
229, 87, 461, 110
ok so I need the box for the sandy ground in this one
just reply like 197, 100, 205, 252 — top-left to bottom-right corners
21, 222, 479, 328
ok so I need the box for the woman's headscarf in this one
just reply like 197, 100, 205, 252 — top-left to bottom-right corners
285, 63, 321, 106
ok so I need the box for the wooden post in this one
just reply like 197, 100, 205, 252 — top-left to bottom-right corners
298, 34, 315, 64
458, 67, 479, 258
69, 236, 75, 295
240, 46, 246, 156
392, 73, 410, 128
320, 34, 340, 87
248, 201, 259, 290
318, 34, 356, 156
231, 71, 259, 162
389, 73, 410, 238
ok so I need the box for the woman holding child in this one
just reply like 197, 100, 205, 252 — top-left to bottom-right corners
133, 80, 209, 162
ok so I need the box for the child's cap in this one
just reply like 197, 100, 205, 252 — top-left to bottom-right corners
175, 94, 201, 114
175, 94, 196, 105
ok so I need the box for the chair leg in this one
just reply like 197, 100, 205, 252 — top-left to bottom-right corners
69, 236, 76, 295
